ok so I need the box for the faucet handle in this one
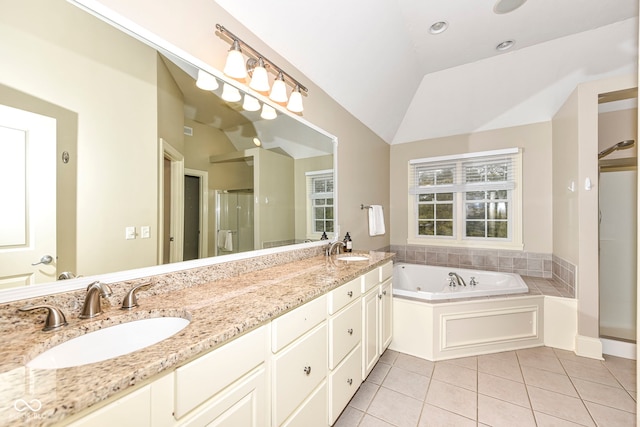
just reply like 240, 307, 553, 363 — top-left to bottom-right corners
19, 305, 68, 331
121, 282, 152, 310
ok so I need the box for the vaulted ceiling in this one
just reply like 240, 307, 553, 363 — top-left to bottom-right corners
215, 0, 638, 144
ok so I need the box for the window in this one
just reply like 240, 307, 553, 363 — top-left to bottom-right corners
408, 148, 522, 249
306, 170, 334, 237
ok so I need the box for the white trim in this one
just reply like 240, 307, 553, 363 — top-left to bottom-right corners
409, 147, 520, 165
601, 338, 636, 360
305, 169, 333, 177
160, 139, 184, 264
575, 335, 604, 360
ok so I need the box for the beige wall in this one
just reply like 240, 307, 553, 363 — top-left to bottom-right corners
0, 0, 159, 278
390, 122, 553, 254
85, 0, 391, 251
552, 74, 637, 343
598, 107, 638, 160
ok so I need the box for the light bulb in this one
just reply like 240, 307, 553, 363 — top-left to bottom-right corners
286, 86, 304, 113
221, 83, 242, 102
249, 58, 270, 92
242, 94, 261, 112
196, 69, 219, 90
269, 72, 288, 103
223, 40, 247, 79
260, 104, 277, 120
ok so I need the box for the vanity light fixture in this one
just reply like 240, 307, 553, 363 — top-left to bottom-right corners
496, 40, 515, 51
269, 72, 288, 103
196, 69, 219, 90
247, 57, 270, 92
242, 94, 261, 112
287, 86, 304, 113
223, 39, 248, 79
216, 24, 308, 113
260, 104, 277, 120
221, 82, 242, 102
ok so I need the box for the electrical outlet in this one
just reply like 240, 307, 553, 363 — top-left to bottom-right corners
125, 226, 136, 240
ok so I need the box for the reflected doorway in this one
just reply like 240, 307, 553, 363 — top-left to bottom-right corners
215, 190, 254, 255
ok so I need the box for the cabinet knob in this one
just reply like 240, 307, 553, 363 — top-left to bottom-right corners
303, 366, 311, 375
378, 293, 383, 300
347, 378, 353, 385
382, 290, 387, 296
347, 291, 353, 297
347, 328, 353, 335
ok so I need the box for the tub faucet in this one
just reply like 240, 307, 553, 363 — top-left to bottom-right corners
79, 281, 112, 319
448, 272, 467, 287
326, 241, 346, 256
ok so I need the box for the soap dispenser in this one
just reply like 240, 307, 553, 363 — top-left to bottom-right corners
320, 231, 328, 240
343, 232, 353, 252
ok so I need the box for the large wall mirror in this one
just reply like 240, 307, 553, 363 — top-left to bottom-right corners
0, 0, 337, 297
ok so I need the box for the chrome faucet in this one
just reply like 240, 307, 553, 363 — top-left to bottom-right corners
79, 281, 112, 319
326, 241, 346, 256
448, 272, 467, 287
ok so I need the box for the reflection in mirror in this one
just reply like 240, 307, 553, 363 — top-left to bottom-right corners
0, 0, 336, 291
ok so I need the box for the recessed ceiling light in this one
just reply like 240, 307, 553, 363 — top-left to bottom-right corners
429, 21, 449, 35
493, 0, 527, 14
496, 40, 515, 51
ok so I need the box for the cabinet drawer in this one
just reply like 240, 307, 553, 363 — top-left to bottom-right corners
272, 295, 327, 353
328, 277, 360, 315
281, 381, 327, 427
273, 323, 327, 426
328, 300, 362, 369
329, 344, 362, 425
174, 325, 267, 419
379, 261, 393, 282
361, 269, 379, 293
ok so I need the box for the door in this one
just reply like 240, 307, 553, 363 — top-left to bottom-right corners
379, 279, 393, 353
183, 175, 200, 261
0, 104, 56, 288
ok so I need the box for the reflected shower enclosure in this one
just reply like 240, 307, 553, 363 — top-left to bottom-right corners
216, 190, 254, 255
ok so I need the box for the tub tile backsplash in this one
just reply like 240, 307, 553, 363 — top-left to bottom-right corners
381, 244, 577, 299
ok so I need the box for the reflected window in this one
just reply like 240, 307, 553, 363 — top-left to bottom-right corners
307, 170, 334, 236
409, 149, 522, 249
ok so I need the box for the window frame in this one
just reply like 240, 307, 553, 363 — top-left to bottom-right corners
407, 148, 523, 250
306, 169, 335, 239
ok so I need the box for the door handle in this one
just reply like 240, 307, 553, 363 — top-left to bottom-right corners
32, 255, 53, 266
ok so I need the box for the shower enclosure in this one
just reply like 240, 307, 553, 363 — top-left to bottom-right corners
215, 189, 254, 255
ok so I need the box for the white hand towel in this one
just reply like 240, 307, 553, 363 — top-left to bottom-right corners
368, 205, 386, 236
224, 230, 233, 252
217, 230, 228, 250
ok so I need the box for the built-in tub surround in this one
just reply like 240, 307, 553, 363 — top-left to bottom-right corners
0, 249, 394, 426
386, 244, 576, 298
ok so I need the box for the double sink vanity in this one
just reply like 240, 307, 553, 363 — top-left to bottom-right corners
0, 249, 394, 426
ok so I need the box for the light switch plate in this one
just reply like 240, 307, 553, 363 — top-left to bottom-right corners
125, 226, 136, 240
141, 226, 150, 239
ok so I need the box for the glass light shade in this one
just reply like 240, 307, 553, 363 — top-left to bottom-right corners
221, 83, 242, 102
260, 104, 277, 120
223, 41, 247, 79
269, 73, 288, 103
252, 137, 262, 147
242, 94, 261, 112
249, 60, 270, 92
286, 88, 304, 113
195, 69, 219, 90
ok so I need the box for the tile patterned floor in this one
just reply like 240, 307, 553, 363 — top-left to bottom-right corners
335, 347, 636, 426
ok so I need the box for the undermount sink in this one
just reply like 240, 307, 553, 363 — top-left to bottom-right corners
336, 255, 369, 262
27, 317, 190, 369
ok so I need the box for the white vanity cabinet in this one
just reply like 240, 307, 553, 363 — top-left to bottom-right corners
327, 278, 362, 425
362, 262, 393, 380
271, 295, 328, 427
63, 260, 394, 427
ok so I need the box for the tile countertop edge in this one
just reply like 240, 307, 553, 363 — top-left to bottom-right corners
0, 251, 394, 427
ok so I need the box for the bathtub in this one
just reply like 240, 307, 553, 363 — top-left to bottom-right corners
393, 263, 528, 301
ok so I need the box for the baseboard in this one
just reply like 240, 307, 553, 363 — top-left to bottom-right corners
601, 338, 637, 360
575, 335, 604, 360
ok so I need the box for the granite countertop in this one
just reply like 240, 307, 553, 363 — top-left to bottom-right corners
0, 251, 394, 426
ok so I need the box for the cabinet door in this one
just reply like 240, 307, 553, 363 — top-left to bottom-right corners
68, 385, 151, 427
361, 288, 379, 380
273, 323, 327, 426
179, 367, 267, 427
328, 299, 362, 369
379, 279, 393, 354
